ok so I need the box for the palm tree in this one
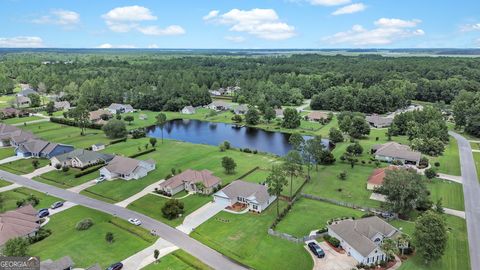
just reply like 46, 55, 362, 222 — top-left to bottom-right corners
155, 113, 167, 143
397, 233, 411, 256
265, 165, 288, 217
282, 150, 303, 199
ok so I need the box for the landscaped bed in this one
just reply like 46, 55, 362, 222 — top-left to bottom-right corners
29, 206, 156, 269
142, 249, 212, 270
0, 158, 50, 174
1, 187, 59, 212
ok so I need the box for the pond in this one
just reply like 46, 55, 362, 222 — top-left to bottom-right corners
146, 119, 331, 156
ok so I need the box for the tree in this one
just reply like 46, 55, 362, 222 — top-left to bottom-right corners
265, 165, 287, 217
245, 106, 260, 125
71, 103, 89, 135
381, 238, 397, 261
435, 198, 445, 214
46, 101, 55, 115
156, 113, 167, 143
282, 150, 303, 198
306, 136, 325, 170
282, 108, 301, 129
288, 133, 304, 151
349, 116, 370, 138
154, 249, 160, 261
329, 127, 344, 143
221, 156, 237, 174
32, 159, 40, 169
102, 119, 127, 139
149, 137, 157, 148
424, 168, 437, 179
28, 93, 41, 107
124, 115, 134, 125
231, 114, 242, 123
414, 211, 448, 264
162, 199, 185, 220
3, 237, 29, 256
105, 232, 114, 243
346, 142, 363, 156
263, 107, 276, 123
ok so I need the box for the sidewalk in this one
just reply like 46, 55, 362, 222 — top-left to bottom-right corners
444, 208, 466, 219
437, 173, 463, 184
0, 183, 21, 192
115, 179, 164, 208
0, 155, 24, 165
121, 238, 178, 270
67, 180, 96, 193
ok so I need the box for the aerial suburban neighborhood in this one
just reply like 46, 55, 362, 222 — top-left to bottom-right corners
0, 1, 479, 270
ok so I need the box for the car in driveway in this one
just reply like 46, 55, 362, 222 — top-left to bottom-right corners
50, 201, 64, 209
38, 209, 50, 218
106, 262, 123, 270
308, 242, 325, 258
128, 218, 141, 226
94, 176, 106, 184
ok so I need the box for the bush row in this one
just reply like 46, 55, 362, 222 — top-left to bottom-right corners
50, 117, 103, 130
109, 137, 127, 145
129, 148, 155, 158
74, 164, 105, 178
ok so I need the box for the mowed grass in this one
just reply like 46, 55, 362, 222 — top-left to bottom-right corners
29, 206, 156, 269
390, 215, 470, 270
33, 168, 98, 189
241, 168, 306, 197
81, 139, 275, 203
0, 147, 14, 159
143, 250, 212, 270
471, 141, 480, 150
426, 179, 464, 211
1, 187, 59, 212
275, 198, 364, 237
0, 158, 50, 174
2, 116, 44, 125
429, 137, 461, 176
474, 152, 480, 183
21, 121, 110, 149
191, 201, 313, 270
127, 194, 212, 227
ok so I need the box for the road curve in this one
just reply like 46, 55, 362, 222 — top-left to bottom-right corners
449, 131, 480, 270
0, 170, 247, 270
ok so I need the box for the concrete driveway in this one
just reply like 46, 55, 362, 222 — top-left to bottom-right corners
0, 155, 24, 165
305, 240, 357, 270
67, 180, 97, 193
176, 201, 228, 234
23, 165, 56, 179
115, 179, 165, 208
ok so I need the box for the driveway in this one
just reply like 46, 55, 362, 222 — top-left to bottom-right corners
305, 240, 357, 270
176, 201, 228, 234
121, 238, 178, 270
49, 201, 77, 215
115, 179, 164, 208
449, 131, 480, 270
67, 180, 97, 193
0, 155, 24, 165
0, 170, 246, 270
437, 173, 463, 184
0, 183, 21, 192
22, 165, 56, 179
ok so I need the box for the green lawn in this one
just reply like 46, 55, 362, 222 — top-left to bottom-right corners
1, 187, 59, 212
302, 163, 381, 208
0, 95, 14, 109
2, 116, 43, 125
0, 178, 11, 187
191, 201, 313, 270
474, 152, 480, 183
143, 250, 212, 270
429, 137, 461, 176
127, 194, 212, 227
0, 147, 14, 159
471, 142, 480, 150
82, 139, 276, 203
275, 198, 364, 237
0, 158, 50, 174
390, 215, 470, 270
33, 168, 98, 189
426, 179, 464, 211
29, 206, 156, 269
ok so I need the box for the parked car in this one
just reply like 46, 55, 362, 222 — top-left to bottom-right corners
94, 177, 106, 184
38, 209, 50, 218
308, 242, 325, 258
51, 201, 64, 209
106, 262, 123, 270
128, 218, 141, 226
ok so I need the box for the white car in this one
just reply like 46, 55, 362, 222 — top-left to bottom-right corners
128, 218, 141, 226
94, 177, 106, 184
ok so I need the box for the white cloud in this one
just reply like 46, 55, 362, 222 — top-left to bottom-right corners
204, 8, 296, 40
460, 23, 480, 32
225, 36, 246, 43
332, 3, 366, 15
203, 10, 219, 21
148, 44, 159, 48
96, 43, 136, 49
102, 5, 156, 22
0, 36, 44, 48
308, 0, 350, 6
32, 9, 80, 26
137, 25, 185, 36
323, 18, 425, 46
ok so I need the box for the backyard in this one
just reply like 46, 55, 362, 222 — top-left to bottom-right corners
2, 115, 44, 125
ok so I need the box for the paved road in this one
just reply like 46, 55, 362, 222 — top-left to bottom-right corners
449, 131, 480, 270
0, 170, 247, 270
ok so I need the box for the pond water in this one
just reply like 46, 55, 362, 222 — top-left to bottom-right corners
146, 119, 331, 156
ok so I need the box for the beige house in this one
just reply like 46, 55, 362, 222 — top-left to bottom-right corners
371, 142, 421, 165
50, 149, 114, 169
306, 111, 329, 122
366, 115, 393, 128
213, 180, 276, 213
89, 109, 112, 123
100, 156, 155, 180
0, 205, 40, 246
158, 169, 221, 195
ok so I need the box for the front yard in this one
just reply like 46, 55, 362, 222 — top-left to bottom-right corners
2, 116, 43, 125
33, 168, 98, 189
143, 250, 212, 270
0, 158, 50, 174
0, 147, 14, 160
429, 137, 461, 176
474, 152, 480, 182
426, 178, 464, 211
1, 187, 59, 212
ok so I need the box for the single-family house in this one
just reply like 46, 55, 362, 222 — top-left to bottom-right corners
54, 101, 71, 111
206, 101, 231, 111
16, 139, 74, 159
15, 96, 31, 107
9, 130, 37, 147
91, 143, 106, 151
40, 256, 74, 270
366, 115, 393, 128
327, 216, 399, 265
17, 88, 37, 97
213, 180, 276, 213
371, 142, 421, 165
181, 106, 196, 115
209, 90, 222, 96
158, 169, 221, 195
367, 166, 398, 190
89, 109, 112, 123
233, 104, 249, 115
100, 156, 155, 180
50, 149, 114, 169
107, 103, 134, 114
306, 111, 329, 122
0, 205, 40, 246
0, 108, 27, 119
275, 108, 284, 118
0, 124, 37, 147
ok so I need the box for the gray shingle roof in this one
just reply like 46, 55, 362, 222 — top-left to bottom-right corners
40, 256, 74, 270
373, 142, 421, 162
0, 205, 39, 246
366, 115, 393, 127
217, 180, 270, 205
53, 149, 114, 164
159, 169, 221, 189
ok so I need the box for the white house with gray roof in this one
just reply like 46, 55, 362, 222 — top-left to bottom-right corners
50, 149, 114, 169
327, 216, 399, 265
99, 156, 155, 180
107, 103, 134, 114
181, 106, 196, 115
213, 180, 276, 213
371, 142, 421, 165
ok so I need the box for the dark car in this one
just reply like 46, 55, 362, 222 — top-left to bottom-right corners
106, 262, 123, 270
51, 201, 64, 209
37, 209, 50, 218
308, 242, 325, 258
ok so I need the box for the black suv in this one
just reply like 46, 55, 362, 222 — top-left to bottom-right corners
308, 242, 325, 258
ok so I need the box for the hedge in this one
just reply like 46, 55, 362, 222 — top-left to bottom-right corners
74, 164, 105, 178
108, 137, 127, 145
129, 148, 155, 158
50, 117, 103, 130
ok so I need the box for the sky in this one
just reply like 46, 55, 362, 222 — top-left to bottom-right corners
1, 0, 480, 49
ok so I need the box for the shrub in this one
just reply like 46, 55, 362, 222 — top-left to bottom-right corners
131, 129, 146, 139
424, 168, 437, 179
28, 228, 51, 244
338, 171, 347, 180
129, 148, 155, 158
327, 236, 340, 247
109, 137, 127, 145
76, 218, 94, 230
419, 156, 429, 168
434, 161, 440, 167
162, 199, 184, 220
54, 163, 62, 170
74, 164, 105, 178
50, 117, 103, 129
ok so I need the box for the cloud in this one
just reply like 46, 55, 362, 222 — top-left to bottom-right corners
148, 44, 159, 48
137, 25, 185, 36
96, 43, 136, 49
332, 3, 366, 15
204, 8, 296, 40
32, 9, 80, 26
460, 23, 480, 32
203, 10, 219, 21
225, 36, 246, 43
0, 36, 44, 48
308, 0, 351, 6
323, 18, 425, 46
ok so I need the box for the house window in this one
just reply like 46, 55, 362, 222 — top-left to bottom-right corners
367, 257, 369, 264
252, 204, 258, 210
